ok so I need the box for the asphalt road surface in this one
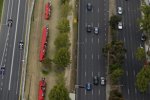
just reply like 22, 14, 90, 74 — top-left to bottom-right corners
77, 0, 109, 99
116, 0, 150, 100
0, 0, 28, 99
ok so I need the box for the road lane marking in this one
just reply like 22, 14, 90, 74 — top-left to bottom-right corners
85, 72, 86, 77
133, 70, 135, 76
98, 54, 99, 60
98, 38, 99, 44
135, 88, 137, 94
105, 33, 106, 36
92, 90, 93, 95
98, 89, 100, 95
21, 0, 28, 39
9, 0, 14, 19
126, 71, 128, 76
91, 22, 93, 27
9, 0, 21, 90
91, 53, 93, 60
6, 0, 11, 22
85, 54, 87, 60
98, 23, 99, 27
92, 72, 93, 77
16, 52, 22, 94
98, 8, 99, 13
85, 23, 87, 27
85, 38, 87, 43
124, 37, 126, 42
91, 38, 93, 43
85, 90, 86, 95
128, 88, 130, 95
125, 54, 127, 59
132, 53, 134, 59
1, 82, 3, 86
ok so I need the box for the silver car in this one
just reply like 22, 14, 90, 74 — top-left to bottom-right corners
118, 22, 123, 30
94, 27, 99, 34
100, 77, 105, 85
118, 7, 122, 14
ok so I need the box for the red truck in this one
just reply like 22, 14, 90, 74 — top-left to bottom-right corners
38, 78, 46, 100
45, 2, 52, 20
39, 26, 48, 62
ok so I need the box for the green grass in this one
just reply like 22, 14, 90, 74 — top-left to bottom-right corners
0, 0, 4, 21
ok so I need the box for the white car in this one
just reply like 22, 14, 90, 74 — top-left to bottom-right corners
118, 7, 122, 14
118, 22, 123, 30
100, 77, 105, 85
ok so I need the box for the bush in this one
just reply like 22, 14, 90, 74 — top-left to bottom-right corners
57, 18, 70, 33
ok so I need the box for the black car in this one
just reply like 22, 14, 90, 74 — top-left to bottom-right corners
93, 76, 99, 85
19, 41, 24, 49
7, 19, 13, 27
87, 3, 92, 11
87, 25, 92, 32
141, 33, 146, 41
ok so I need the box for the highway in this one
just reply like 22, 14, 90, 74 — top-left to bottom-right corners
116, 0, 150, 100
0, 0, 28, 99
77, 0, 108, 99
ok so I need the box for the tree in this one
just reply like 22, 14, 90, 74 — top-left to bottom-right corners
109, 64, 121, 74
53, 48, 70, 67
109, 89, 124, 100
49, 83, 71, 100
135, 47, 146, 61
136, 65, 150, 92
57, 18, 70, 33
60, 0, 70, 4
54, 33, 70, 49
61, 2, 72, 18
139, 5, 150, 36
111, 68, 124, 84
109, 15, 121, 30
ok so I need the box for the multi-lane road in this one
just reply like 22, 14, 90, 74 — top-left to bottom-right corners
117, 0, 150, 100
0, 0, 28, 99
77, 0, 108, 99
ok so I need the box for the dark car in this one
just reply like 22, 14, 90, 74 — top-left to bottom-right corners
141, 33, 146, 41
19, 41, 24, 49
85, 83, 92, 91
87, 3, 92, 11
7, 19, 13, 27
93, 76, 99, 85
87, 25, 92, 32
0, 67, 5, 75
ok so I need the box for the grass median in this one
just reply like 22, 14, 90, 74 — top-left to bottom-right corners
0, 0, 4, 21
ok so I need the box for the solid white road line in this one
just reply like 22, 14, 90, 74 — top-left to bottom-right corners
6, 0, 11, 22
21, 0, 28, 39
16, 53, 22, 94
8, 0, 21, 90
9, 0, 14, 19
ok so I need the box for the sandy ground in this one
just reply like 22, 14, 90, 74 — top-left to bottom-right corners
24, 0, 60, 100
25, 0, 76, 99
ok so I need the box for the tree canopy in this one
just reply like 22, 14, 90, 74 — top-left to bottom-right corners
135, 47, 145, 61
136, 65, 150, 92
49, 83, 70, 100
57, 18, 70, 33
53, 48, 70, 67
109, 15, 121, 30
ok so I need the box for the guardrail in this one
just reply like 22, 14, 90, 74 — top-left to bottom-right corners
19, 0, 35, 100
